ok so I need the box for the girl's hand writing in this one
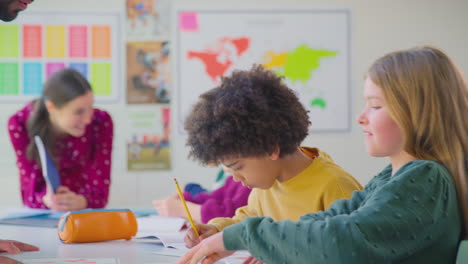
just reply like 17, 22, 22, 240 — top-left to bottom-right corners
184, 223, 218, 248
178, 232, 234, 264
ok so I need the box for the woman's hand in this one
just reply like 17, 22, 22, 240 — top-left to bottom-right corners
43, 186, 87, 211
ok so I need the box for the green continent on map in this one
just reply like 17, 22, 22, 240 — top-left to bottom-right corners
310, 97, 326, 109
263, 45, 337, 84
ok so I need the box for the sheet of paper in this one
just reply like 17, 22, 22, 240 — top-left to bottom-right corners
152, 231, 186, 249
19, 258, 119, 264
222, 251, 251, 264
135, 215, 188, 249
0, 207, 52, 220
150, 247, 189, 257
136, 215, 186, 237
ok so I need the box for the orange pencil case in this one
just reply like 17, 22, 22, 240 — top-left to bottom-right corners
58, 209, 138, 244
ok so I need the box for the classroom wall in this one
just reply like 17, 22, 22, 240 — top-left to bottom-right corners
0, 0, 466, 208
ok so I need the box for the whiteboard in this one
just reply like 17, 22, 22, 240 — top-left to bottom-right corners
175, 8, 351, 133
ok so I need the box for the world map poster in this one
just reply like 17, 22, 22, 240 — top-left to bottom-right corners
175, 8, 350, 132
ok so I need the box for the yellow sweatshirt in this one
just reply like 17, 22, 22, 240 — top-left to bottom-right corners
208, 147, 362, 231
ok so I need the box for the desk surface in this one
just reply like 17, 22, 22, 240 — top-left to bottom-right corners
0, 224, 180, 264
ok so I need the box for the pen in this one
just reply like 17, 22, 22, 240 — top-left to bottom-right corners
174, 178, 200, 237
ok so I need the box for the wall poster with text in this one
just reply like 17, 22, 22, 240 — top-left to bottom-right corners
127, 107, 171, 171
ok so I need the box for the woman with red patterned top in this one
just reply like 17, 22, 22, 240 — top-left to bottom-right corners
7, 68, 113, 212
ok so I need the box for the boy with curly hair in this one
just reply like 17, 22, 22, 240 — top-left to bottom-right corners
183, 65, 362, 249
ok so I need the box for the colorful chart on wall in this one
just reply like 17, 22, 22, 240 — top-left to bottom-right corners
175, 8, 351, 132
126, 107, 171, 171
0, 11, 121, 102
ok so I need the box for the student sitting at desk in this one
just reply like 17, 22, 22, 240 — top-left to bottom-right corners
178, 46, 467, 264
8, 69, 113, 212
181, 65, 363, 249
153, 167, 252, 224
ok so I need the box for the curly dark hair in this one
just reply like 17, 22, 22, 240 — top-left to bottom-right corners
185, 64, 310, 165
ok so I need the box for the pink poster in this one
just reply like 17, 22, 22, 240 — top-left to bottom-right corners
46, 62, 65, 77
23, 25, 42, 58
69, 25, 87, 58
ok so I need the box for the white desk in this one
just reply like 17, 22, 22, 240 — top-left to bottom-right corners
0, 224, 180, 264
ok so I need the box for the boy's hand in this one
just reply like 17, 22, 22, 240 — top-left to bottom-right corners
184, 224, 218, 248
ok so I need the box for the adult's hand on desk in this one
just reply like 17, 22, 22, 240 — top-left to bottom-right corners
178, 231, 234, 264
0, 256, 25, 264
43, 186, 87, 211
0, 239, 39, 264
184, 224, 218, 248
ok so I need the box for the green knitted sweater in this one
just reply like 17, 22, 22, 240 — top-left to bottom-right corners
224, 160, 461, 264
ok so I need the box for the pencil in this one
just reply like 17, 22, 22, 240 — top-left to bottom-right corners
174, 178, 200, 237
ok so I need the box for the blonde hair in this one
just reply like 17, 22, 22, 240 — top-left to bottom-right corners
367, 46, 468, 238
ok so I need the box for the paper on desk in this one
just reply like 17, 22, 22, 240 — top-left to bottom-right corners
135, 232, 186, 249
0, 207, 52, 220
19, 258, 119, 264
222, 251, 252, 264
150, 247, 189, 257
151, 250, 251, 263
136, 215, 186, 235
135, 215, 187, 249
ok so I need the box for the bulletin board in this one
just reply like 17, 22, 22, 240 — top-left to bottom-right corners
0, 11, 121, 102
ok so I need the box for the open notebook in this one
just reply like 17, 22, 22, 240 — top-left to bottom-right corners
0, 207, 64, 228
135, 215, 187, 248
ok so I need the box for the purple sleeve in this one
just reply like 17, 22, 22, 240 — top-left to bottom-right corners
184, 191, 195, 202
8, 107, 48, 209
185, 189, 211, 204
198, 177, 252, 223
77, 111, 113, 208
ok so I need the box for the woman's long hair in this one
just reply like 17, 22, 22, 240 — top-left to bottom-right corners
367, 46, 468, 238
26, 68, 92, 163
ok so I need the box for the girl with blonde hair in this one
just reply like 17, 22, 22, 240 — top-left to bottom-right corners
178, 46, 468, 264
